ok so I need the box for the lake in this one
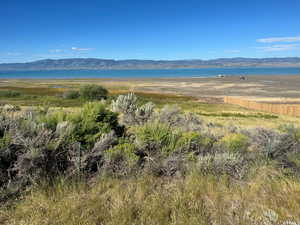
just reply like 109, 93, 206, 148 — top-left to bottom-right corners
1, 67, 300, 79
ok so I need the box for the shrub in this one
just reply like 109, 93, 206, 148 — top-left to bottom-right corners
221, 133, 249, 153
196, 153, 246, 179
0, 90, 21, 98
134, 102, 155, 125
249, 127, 300, 162
79, 85, 108, 101
63, 90, 80, 99
78, 131, 118, 175
111, 93, 155, 125
248, 128, 282, 159
157, 105, 182, 127
1, 104, 21, 112
178, 131, 215, 155
134, 123, 182, 155
38, 111, 68, 131
157, 105, 203, 131
104, 143, 138, 176
111, 93, 138, 114
68, 102, 125, 148
279, 124, 300, 142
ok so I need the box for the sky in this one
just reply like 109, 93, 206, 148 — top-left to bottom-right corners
1, 0, 300, 63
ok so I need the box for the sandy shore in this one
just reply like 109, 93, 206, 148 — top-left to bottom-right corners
1, 75, 300, 103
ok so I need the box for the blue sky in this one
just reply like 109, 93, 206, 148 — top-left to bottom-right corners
1, 0, 300, 63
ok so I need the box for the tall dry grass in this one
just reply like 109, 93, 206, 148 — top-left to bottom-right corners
1, 168, 300, 225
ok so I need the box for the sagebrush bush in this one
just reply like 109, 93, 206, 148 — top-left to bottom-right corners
1, 104, 21, 112
196, 152, 246, 179
79, 84, 108, 101
104, 143, 138, 176
1, 92, 300, 216
78, 131, 118, 175
279, 124, 300, 142
111, 93, 155, 125
111, 92, 138, 115
157, 105, 204, 131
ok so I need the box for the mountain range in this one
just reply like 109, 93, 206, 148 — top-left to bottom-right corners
1, 57, 300, 71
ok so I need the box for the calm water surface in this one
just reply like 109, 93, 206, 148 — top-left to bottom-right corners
1, 67, 300, 79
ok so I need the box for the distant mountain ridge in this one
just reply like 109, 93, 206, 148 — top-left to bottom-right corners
1, 57, 300, 71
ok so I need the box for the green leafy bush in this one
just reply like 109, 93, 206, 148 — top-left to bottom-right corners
79, 85, 108, 101
178, 131, 215, 154
38, 111, 68, 131
221, 133, 249, 153
135, 123, 182, 155
63, 90, 80, 99
68, 102, 125, 148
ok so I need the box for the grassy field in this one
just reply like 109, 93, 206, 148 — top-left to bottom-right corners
0, 80, 300, 224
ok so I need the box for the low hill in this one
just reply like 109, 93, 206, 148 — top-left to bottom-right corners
1, 57, 300, 70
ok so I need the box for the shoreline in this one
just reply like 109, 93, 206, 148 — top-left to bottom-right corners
0, 75, 299, 104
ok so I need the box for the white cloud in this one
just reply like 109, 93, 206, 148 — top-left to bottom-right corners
49, 49, 64, 53
257, 36, 300, 43
71, 47, 93, 51
7, 52, 23, 56
256, 44, 300, 52
225, 49, 241, 53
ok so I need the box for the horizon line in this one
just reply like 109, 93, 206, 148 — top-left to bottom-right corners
2, 56, 300, 64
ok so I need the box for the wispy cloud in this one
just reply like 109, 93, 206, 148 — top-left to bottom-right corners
225, 49, 241, 53
256, 44, 300, 52
7, 52, 23, 56
49, 49, 64, 53
257, 36, 300, 43
71, 47, 93, 51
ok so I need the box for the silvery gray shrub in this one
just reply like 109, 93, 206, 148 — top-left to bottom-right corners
111, 93, 155, 125
197, 152, 246, 179
157, 104, 203, 131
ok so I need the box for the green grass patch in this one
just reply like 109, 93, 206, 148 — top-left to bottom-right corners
197, 111, 278, 119
0, 90, 21, 98
0, 86, 65, 96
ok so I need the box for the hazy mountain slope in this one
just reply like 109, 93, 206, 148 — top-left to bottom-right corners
1, 57, 300, 70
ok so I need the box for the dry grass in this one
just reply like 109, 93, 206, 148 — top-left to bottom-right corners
1, 168, 300, 225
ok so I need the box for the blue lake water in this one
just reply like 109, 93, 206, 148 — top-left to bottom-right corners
1, 67, 300, 79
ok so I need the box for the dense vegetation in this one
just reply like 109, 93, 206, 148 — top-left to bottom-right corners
0, 93, 300, 224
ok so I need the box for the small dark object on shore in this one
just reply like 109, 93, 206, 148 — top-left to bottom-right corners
239, 76, 246, 80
